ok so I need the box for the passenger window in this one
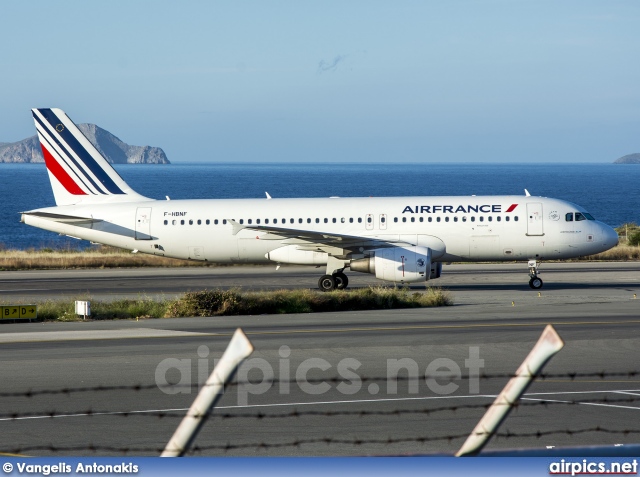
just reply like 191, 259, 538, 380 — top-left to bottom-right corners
575, 213, 586, 221
462, 217, 466, 222
223, 219, 227, 225
488, 216, 492, 222
273, 219, 277, 224
367, 217, 372, 223
428, 217, 433, 223
411, 217, 415, 223
350, 218, 354, 223
298, 218, 303, 224
505, 216, 510, 222
189, 219, 193, 225
207, 219, 211, 225
402, 217, 407, 223
380, 217, 385, 223
256, 219, 261, 224
454, 217, 458, 222
470, 217, 475, 222
341, 217, 346, 223
394, 217, 398, 223
445, 217, 449, 222
496, 216, 501, 222
265, 219, 269, 224
419, 217, 423, 222
436, 217, 441, 222
514, 216, 519, 222
164, 220, 168, 225
307, 218, 311, 223
197, 219, 201, 225
181, 220, 185, 225
358, 218, 362, 223
479, 217, 484, 222
333, 218, 337, 223
316, 218, 320, 223
248, 219, 252, 225
324, 218, 328, 223
172, 220, 176, 225
239, 219, 244, 225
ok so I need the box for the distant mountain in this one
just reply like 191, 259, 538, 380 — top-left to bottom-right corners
614, 153, 640, 164
0, 124, 170, 164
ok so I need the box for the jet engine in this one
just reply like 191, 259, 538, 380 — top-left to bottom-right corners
350, 246, 433, 283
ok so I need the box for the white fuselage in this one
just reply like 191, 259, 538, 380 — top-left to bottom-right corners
22, 195, 618, 264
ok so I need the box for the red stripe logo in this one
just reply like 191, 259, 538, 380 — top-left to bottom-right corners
40, 145, 86, 195
505, 204, 518, 213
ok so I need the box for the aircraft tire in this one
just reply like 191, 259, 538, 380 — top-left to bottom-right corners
529, 277, 543, 289
318, 274, 337, 292
333, 272, 348, 290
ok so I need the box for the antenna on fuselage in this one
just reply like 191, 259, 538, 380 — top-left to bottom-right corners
524, 189, 531, 197
265, 192, 272, 199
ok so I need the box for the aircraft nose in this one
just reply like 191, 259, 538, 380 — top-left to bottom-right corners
601, 223, 619, 248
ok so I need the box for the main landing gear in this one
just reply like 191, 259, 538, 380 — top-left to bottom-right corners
318, 271, 349, 292
528, 260, 543, 289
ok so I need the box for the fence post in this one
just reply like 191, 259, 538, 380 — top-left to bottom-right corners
455, 324, 564, 456
161, 328, 254, 457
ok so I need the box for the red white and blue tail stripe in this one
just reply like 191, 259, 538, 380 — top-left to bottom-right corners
32, 108, 149, 206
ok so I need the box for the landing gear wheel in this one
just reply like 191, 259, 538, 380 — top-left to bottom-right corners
333, 272, 349, 290
318, 274, 337, 292
529, 277, 543, 289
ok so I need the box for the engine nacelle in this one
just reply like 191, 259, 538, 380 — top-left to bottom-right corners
350, 246, 432, 283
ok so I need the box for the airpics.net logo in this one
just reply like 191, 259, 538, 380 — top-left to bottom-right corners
154, 345, 485, 405
549, 459, 638, 476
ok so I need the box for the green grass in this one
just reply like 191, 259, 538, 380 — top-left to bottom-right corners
2, 287, 452, 322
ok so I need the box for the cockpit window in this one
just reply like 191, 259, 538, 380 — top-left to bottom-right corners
567, 211, 596, 221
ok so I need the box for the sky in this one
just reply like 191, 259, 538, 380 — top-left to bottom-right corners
1, 0, 639, 163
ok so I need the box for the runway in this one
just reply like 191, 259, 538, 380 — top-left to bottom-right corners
0, 262, 639, 456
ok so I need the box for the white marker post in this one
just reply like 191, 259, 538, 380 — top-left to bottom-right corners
161, 328, 254, 457
456, 324, 564, 456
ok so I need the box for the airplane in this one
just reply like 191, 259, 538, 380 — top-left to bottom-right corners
21, 108, 619, 291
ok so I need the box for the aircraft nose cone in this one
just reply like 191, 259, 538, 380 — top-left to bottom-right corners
601, 223, 618, 248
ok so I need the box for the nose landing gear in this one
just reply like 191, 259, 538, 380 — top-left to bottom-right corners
528, 260, 543, 289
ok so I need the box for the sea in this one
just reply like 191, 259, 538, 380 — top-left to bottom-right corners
1, 162, 638, 250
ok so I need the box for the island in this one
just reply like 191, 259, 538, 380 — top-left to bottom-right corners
0, 124, 169, 164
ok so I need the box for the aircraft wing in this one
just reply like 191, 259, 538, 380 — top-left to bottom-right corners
229, 219, 411, 251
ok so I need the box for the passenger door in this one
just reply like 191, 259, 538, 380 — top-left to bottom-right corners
135, 207, 152, 240
526, 203, 544, 236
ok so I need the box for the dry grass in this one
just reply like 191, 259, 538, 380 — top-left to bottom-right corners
0, 246, 214, 270
165, 286, 452, 317
578, 244, 640, 261
1, 287, 452, 321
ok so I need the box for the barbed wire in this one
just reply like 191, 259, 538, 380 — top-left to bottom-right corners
1, 395, 639, 422
0, 371, 638, 399
3, 428, 640, 455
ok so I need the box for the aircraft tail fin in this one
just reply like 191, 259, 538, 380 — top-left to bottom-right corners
31, 108, 150, 206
